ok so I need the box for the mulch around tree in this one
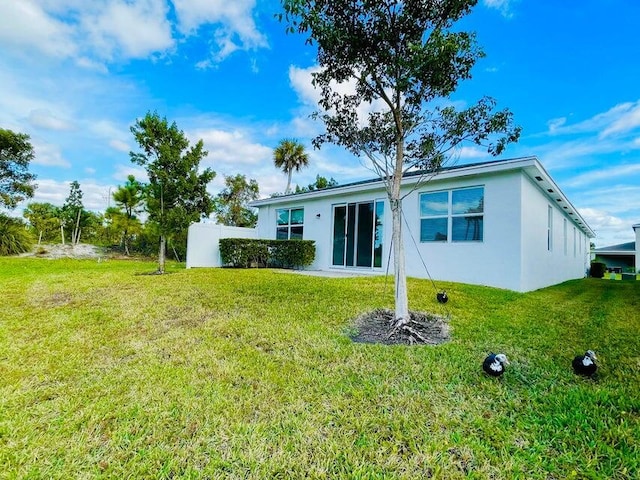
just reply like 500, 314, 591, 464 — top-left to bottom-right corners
349, 308, 450, 346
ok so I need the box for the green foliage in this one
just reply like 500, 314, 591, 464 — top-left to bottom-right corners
590, 261, 607, 278
294, 174, 338, 193
0, 260, 638, 478
213, 174, 259, 227
23, 202, 60, 243
0, 214, 33, 255
109, 175, 145, 254
220, 238, 270, 268
273, 138, 309, 194
130, 111, 216, 272
269, 239, 316, 268
0, 128, 37, 209
219, 238, 316, 268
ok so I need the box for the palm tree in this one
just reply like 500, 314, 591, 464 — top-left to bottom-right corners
273, 139, 309, 194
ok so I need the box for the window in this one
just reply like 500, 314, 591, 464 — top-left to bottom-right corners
573, 227, 577, 257
563, 218, 568, 255
276, 208, 304, 240
420, 186, 484, 242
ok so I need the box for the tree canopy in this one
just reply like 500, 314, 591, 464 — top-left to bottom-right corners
130, 111, 216, 272
213, 174, 259, 227
273, 139, 309, 194
0, 128, 37, 209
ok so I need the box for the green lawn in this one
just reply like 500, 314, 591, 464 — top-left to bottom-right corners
1, 258, 638, 479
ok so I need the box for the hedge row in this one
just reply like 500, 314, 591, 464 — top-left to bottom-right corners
219, 238, 316, 269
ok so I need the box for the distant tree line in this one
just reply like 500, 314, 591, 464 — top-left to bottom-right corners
2, 119, 336, 264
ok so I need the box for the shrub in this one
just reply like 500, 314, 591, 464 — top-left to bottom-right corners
220, 238, 315, 269
269, 239, 316, 269
0, 214, 34, 256
219, 239, 270, 268
589, 261, 606, 278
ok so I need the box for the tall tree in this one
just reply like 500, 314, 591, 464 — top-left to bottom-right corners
130, 112, 216, 273
23, 202, 60, 244
281, 0, 521, 327
0, 128, 37, 209
273, 139, 309, 194
111, 175, 145, 255
213, 174, 259, 227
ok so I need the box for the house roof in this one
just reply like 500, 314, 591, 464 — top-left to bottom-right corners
593, 241, 636, 254
251, 156, 596, 237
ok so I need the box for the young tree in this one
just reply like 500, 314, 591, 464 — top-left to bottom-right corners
213, 174, 259, 227
111, 175, 145, 255
273, 139, 309, 194
62, 181, 84, 245
281, 0, 521, 328
130, 112, 216, 273
23, 202, 60, 244
0, 128, 37, 209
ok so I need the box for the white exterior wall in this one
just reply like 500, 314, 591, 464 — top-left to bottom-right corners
186, 223, 257, 268
519, 175, 589, 291
252, 158, 594, 292
400, 170, 523, 291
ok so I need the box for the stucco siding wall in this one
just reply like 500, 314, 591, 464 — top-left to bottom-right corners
401, 170, 523, 291
519, 176, 588, 291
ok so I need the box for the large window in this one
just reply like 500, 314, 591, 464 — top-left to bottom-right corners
420, 186, 484, 242
276, 208, 304, 239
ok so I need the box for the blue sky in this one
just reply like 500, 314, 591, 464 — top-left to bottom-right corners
1, 0, 639, 247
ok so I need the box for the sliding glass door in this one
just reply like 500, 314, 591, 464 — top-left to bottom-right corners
332, 200, 384, 268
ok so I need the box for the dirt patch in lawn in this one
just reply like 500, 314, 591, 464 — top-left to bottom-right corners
349, 308, 450, 346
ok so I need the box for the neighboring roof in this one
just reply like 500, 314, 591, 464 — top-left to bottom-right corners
593, 242, 636, 254
250, 156, 595, 237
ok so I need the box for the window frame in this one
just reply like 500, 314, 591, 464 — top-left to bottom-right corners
419, 185, 485, 243
275, 207, 304, 240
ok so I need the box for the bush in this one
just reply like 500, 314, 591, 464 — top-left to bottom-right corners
220, 238, 315, 269
589, 261, 606, 278
0, 214, 34, 256
269, 239, 316, 269
219, 238, 270, 268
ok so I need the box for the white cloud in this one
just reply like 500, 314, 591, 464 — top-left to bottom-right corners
109, 139, 130, 153
565, 163, 640, 188
600, 101, 640, 138
547, 117, 566, 133
483, 0, 515, 18
28, 109, 75, 132
289, 65, 390, 128
80, 0, 174, 61
0, 1, 76, 58
193, 128, 272, 166
0, 0, 267, 66
112, 164, 149, 183
546, 101, 640, 139
31, 141, 72, 168
172, 0, 268, 63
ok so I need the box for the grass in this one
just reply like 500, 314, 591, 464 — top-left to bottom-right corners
0, 258, 638, 479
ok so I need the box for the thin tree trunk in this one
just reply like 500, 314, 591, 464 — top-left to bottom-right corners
60, 224, 65, 245
391, 132, 409, 325
73, 209, 81, 245
158, 235, 166, 273
38, 231, 42, 245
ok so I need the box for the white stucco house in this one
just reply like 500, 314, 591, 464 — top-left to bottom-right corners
246, 156, 595, 292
